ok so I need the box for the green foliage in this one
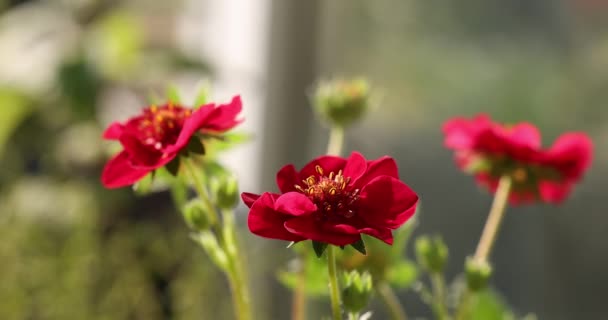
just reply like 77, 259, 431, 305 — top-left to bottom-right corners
0, 89, 32, 156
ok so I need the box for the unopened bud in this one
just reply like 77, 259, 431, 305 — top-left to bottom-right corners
312, 78, 371, 128
182, 199, 215, 231
415, 235, 448, 273
465, 257, 492, 291
211, 175, 239, 209
342, 270, 373, 313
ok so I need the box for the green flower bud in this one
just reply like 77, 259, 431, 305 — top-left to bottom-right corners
465, 257, 493, 291
312, 78, 371, 128
341, 270, 373, 313
182, 199, 216, 231
415, 235, 448, 273
211, 175, 239, 209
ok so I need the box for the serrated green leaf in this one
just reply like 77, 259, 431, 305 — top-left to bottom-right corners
166, 85, 181, 104
186, 137, 206, 155
312, 241, 328, 258
166, 157, 181, 176
350, 238, 367, 255
386, 260, 418, 289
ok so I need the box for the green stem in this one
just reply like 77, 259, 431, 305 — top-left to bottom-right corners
430, 273, 449, 320
327, 246, 342, 320
473, 175, 512, 264
183, 159, 219, 232
327, 126, 345, 156
291, 254, 307, 320
377, 282, 408, 320
454, 289, 472, 320
183, 159, 252, 320
222, 209, 252, 320
347, 312, 360, 320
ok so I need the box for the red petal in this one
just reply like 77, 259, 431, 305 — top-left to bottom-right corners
276, 164, 299, 193
353, 155, 399, 187
119, 134, 166, 168
241, 192, 261, 208
358, 176, 418, 229
298, 155, 347, 181
274, 192, 317, 216
539, 180, 573, 204
101, 151, 151, 188
545, 132, 593, 180
443, 114, 491, 149
342, 152, 367, 185
203, 95, 243, 132
283, 217, 360, 246
165, 104, 216, 154
359, 227, 394, 245
507, 123, 542, 149
103, 122, 124, 140
247, 193, 304, 242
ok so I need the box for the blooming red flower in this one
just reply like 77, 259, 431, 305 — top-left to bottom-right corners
101, 96, 242, 188
242, 152, 418, 246
443, 114, 593, 204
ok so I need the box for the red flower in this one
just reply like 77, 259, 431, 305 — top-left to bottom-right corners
101, 96, 242, 188
242, 152, 419, 246
443, 114, 593, 204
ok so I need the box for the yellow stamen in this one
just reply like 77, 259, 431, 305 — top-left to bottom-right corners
315, 165, 324, 175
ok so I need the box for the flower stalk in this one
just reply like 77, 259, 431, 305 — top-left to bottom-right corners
377, 281, 408, 320
473, 175, 512, 264
327, 245, 342, 320
185, 159, 252, 320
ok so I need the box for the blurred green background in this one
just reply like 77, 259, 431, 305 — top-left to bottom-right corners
1, 0, 607, 319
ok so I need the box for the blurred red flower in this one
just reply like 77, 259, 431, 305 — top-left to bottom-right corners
242, 152, 418, 246
443, 114, 593, 204
101, 96, 242, 188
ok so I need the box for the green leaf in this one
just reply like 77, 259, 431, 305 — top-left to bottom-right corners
0, 89, 32, 156
166, 85, 181, 104
193, 86, 209, 107
186, 137, 206, 155
386, 260, 418, 289
277, 253, 329, 297
350, 238, 367, 255
132, 172, 154, 195
166, 157, 181, 176
468, 289, 515, 320
312, 241, 328, 258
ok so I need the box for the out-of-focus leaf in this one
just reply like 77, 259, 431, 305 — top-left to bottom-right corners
0, 89, 32, 155
186, 137, 205, 155
203, 132, 252, 155
57, 58, 100, 119
278, 249, 329, 297
469, 289, 515, 320
386, 260, 418, 289
166, 85, 181, 104
88, 12, 143, 79
193, 86, 209, 107
132, 172, 154, 195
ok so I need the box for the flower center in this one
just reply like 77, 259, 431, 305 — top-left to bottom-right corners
136, 103, 192, 150
295, 165, 360, 219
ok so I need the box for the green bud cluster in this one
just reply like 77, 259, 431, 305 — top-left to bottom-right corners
182, 199, 216, 231
465, 257, 493, 291
211, 175, 239, 209
341, 270, 373, 313
312, 78, 371, 128
415, 235, 448, 273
